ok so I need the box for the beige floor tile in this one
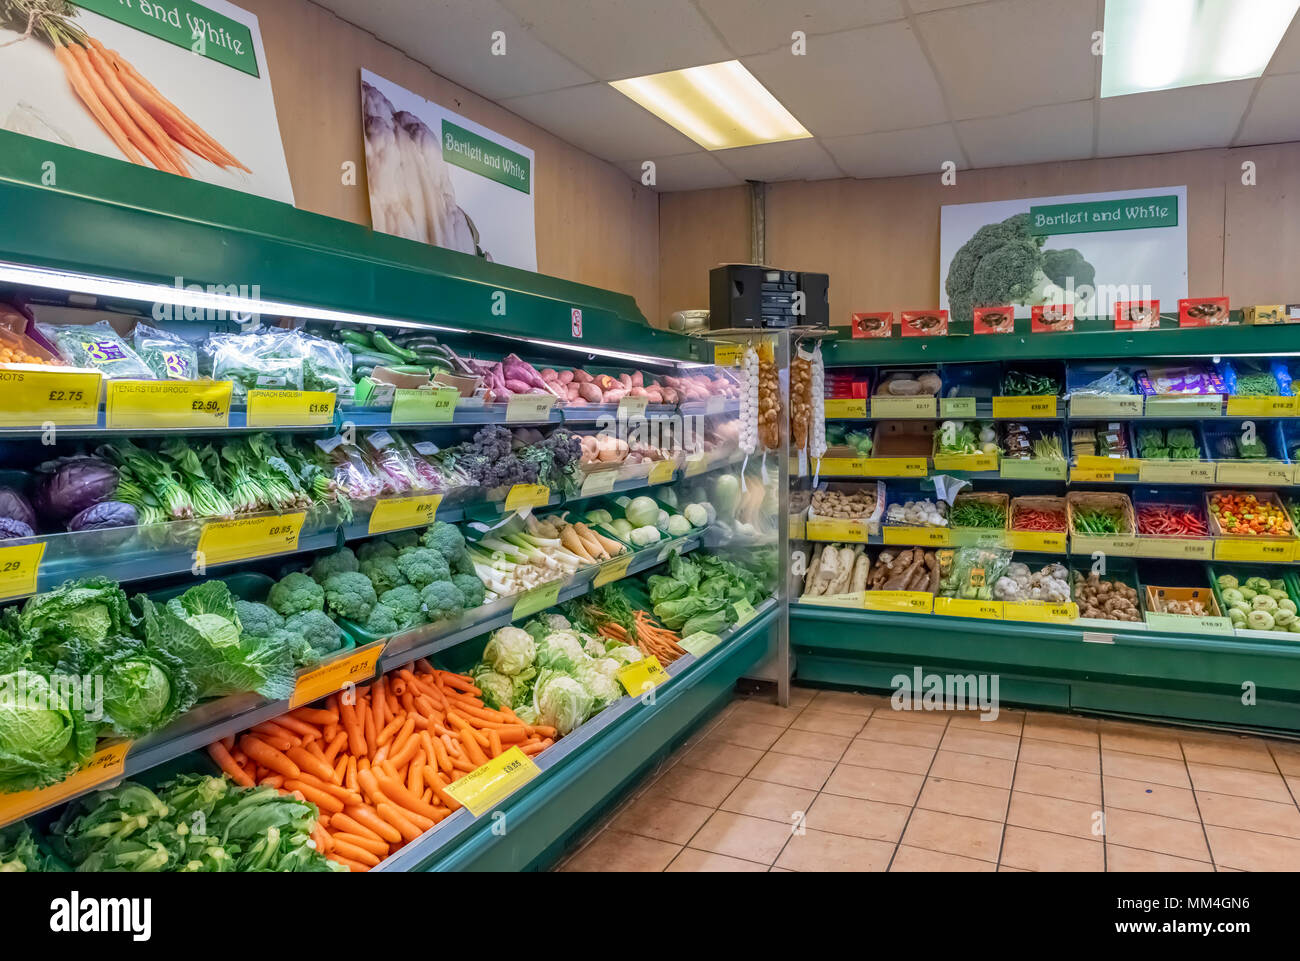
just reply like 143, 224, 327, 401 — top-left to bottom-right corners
1017, 738, 1100, 774
1196, 791, 1300, 838
804, 792, 912, 842
1099, 729, 1184, 760
1102, 750, 1191, 788
900, 808, 1004, 863
679, 736, 765, 778
1106, 845, 1213, 871
1206, 824, 1300, 871
1287, 774, 1300, 799
1012, 761, 1102, 805
940, 727, 1021, 761
998, 864, 1031, 872
917, 777, 1010, 822
947, 710, 1025, 738
792, 708, 868, 738
770, 728, 852, 762
1021, 712, 1100, 748
1266, 740, 1300, 776
720, 778, 816, 824
1102, 775, 1201, 821
1007, 791, 1100, 840
560, 830, 680, 872
650, 764, 742, 808
789, 686, 817, 707
689, 810, 793, 864
841, 738, 936, 775
999, 825, 1103, 871
890, 845, 996, 872
1103, 808, 1212, 862
807, 689, 879, 718
859, 716, 946, 748
823, 764, 925, 806
729, 698, 805, 728
929, 750, 1016, 789
665, 848, 768, 872
608, 796, 714, 845
748, 751, 836, 791
1187, 762, 1292, 803
774, 828, 893, 871
708, 715, 787, 751
1181, 735, 1280, 773
870, 704, 951, 726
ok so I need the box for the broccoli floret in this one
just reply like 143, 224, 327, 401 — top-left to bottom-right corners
309, 547, 359, 583
420, 580, 465, 622
234, 600, 284, 639
451, 572, 486, 609
379, 584, 422, 617
267, 571, 326, 616
451, 550, 476, 577
385, 530, 421, 550
395, 547, 450, 589
322, 571, 377, 621
944, 213, 1049, 325
275, 627, 319, 669
421, 522, 466, 563
358, 555, 406, 595
364, 603, 400, 636
357, 539, 399, 563
284, 609, 344, 655
1042, 248, 1095, 291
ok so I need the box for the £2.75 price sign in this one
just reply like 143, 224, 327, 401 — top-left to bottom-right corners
0, 369, 102, 428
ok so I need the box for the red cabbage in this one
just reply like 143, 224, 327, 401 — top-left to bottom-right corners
68, 501, 137, 532
0, 486, 36, 529
0, 517, 34, 540
34, 456, 119, 525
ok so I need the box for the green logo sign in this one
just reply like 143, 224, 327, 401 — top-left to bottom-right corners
74, 0, 260, 78
441, 120, 531, 194
1028, 194, 1179, 236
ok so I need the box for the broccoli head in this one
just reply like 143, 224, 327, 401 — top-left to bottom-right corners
309, 547, 359, 583
322, 571, 377, 621
275, 628, 319, 669
379, 584, 422, 617
450, 572, 486, 610
357, 539, 399, 563
284, 609, 345, 655
267, 571, 326, 617
421, 522, 466, 563
451, 550, 477, 577
358, 555, 406, 595
396, 547, 450, 589
364, 603, 400, 636
1041, 247, 1096, 291
945, 213, 1050, 325
385, 530, 421, 551
234, 600, 284, 639
420, 580, 465, 622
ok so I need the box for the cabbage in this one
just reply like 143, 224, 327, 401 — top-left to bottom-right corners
33, 456, 119, 525
532, 669, 594, 735
712, 473, 741, 520
482, 626, 536, 676
603, 644, 644, 666
666, 514, 692, 536
472, 668, 514, 710
0, 487, 36, 529
542, 613, 572, 631
582, 636, 607, 658
18, 577, 133, 665
536, 630, 585, 671
625, 496, 660, 528
575, 657, 622, 708
87, 640, 196, 739
684, 503, 709, 528
0, 665, 97, 794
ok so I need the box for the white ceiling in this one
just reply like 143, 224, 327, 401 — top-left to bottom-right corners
314, 0, 1300, 191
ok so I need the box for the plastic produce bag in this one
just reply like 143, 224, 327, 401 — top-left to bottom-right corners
294, 330, 355, 399
313, 435, 385, 500
132, 323, 200, 380
39, 320, 155, 379
203, 330, 304, 401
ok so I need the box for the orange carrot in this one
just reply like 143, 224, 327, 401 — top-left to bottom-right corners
239, 735, 300, 779
331, 812, 384, 843
286, 746, 336, 782
82, 41, 188, 175
327, 853, 371, 872
275, 715, 323, 741
339, 697, 366, 757
343, 804, 402, 845
67, 43, 178, 174
208, 742, 254, 787
331, 832, 388, 859
284, 779, 343, 814
291, 707, 339, 726
329, 838, 380, 867
375, 802, 423, 842
53, 44, 143, 165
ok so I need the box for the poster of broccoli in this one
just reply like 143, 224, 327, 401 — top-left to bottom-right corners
939, 187, 1188, 327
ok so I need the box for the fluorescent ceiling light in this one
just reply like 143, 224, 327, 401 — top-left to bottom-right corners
1101, 0, 1300, 97
610, 60, 810, 150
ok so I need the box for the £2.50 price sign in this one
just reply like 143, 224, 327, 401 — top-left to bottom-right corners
106, 380, 232, 429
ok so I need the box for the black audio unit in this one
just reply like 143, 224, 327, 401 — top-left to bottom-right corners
708, 265, 830, 330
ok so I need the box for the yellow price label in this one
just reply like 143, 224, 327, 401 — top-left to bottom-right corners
505, 484, 551, 512
684, 453, 708, 477
1138, 460, 1215, 484
933, 452, 997, 472
106, 379, 232, 429
1077, 454, 1138, 474
246, 389, 335, 428
444, 746, 542, 817
806, 517, 870, 542
580, 469, 618, 497
816, 457, 869, 477
1226, 395, 1298, 417
713, 343, 744, 367
1000, 458, 1068, 480
289, 641, 386, 709
648, 460, 676, 486
871, 396, 936, 419
1069, 395, 1143, 417
0, 541, 45, 602
617, 655, 669, 696
513, 578, 563, 619
1213, 538, 1296, 563
1004, 601, 1079, 623
863, 590, 933, 614
933, 597, 1004, 619
0, 368, 101, 427
1070, 534, 1138, 556
0, 742, 131, 827
505, 393, 556, 422
367, 494, 443, 535
860, 457, 928, 477
940, 397, 976, 418
1070, 468, 1115, 483
1215, 461, 1291, 485
1006, 530, 1067, 553
992, 395, 1057, 418
197, 512, 305, 567
882, 526, 950, 547
594, 552, 634, 587
799, 591, 866, 609
824, 398, 867, 419
1133, 537, 1213, 560
392, 387, 459, 424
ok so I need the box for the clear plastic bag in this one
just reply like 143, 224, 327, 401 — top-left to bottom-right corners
132, 323, 200, 380
39, 320, 155, 379
204, 330, 305, 401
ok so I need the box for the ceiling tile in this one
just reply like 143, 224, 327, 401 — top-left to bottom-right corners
617, 153, 744, 191
1265, 14, 1300, 74
1236, 74, 1300, 145
499, 0, 732, 80
822, 124, 964, 179
713, 138, 844, 182
742, 22, 948, 137
916, 0, 1099, 120
1098, 80, 1256, 157
907, 0, 985, 10
313, 0, 593, 100
956, 101, 1095, 168
695, 0, 904, 56
501, 83, 698, 161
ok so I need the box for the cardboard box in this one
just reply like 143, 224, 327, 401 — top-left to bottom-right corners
1115, 300, 1160, 331
1178, 297, 1231, 327
1031, 304, 1074, 332
973, 305, 1015, 335
873, 420, 935, 457
1242, 305, 1287, 325
432, 371, 481, 397
900, 309, 947, 337
354, 366, 431, 407
1144, 585, 1221, 618
851, 312, 893, 338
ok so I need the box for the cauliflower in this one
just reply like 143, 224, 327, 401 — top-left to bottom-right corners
420, 580, 466, 622
267, 571, 326, 617
421, 521, 467, 563
450, 573, 486, 609
309, 547, 360, 582
284, 609, 345, 654
322, 571, 377, 621
358, 555, 406, 595
396, 547, 450, 589
234, 600, 284, 639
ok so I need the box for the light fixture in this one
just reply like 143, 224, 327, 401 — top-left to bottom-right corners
1101, 0, 1300, 98
610, 60, 811, 150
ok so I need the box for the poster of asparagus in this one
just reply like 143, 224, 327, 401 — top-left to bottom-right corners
0, 0, 294, 204
361, 69, 537, 272
939, 186, 1188, 327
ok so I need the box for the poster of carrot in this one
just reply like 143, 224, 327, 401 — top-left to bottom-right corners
1, 0, 293, 203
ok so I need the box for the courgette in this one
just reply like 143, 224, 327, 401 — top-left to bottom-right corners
349, 351, 406, 368
372, 331, 419, 362
339, 330, 373, 348
387, 365, 433, 375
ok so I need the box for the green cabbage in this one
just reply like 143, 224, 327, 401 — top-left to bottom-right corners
472, 668, 514, 710
625, 496, 660, 528
531, 669, 593, 735
0, 664, 97, 794
536, 630, 586, 672
85, 638, 196, 739
482, 626, 536, 676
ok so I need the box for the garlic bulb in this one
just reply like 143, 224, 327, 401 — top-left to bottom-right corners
809, 342, 827, 460
739, 345, 759, 455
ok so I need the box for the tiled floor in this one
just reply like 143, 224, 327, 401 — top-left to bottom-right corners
554, 687, 1300, 872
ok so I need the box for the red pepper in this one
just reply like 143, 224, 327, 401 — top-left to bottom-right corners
1013, 508, 1066, 532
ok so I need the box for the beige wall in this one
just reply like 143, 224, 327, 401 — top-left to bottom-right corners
242, 0, 660, 323
659, 143, 1300, 326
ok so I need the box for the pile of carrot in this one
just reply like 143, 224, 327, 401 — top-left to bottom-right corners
206, 660, 557, 872
597, 610, 685, 664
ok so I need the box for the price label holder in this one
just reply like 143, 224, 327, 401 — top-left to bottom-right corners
392, 387, 459, 424
246, 389, 335, 428
1213, 538, 1296, 563
0, 541, 45, 601
616, 655, 669, 696
788, 513, 808, 540
713, 343, 744, 367
0, 742, 131, 827
580, 469, 618, 497
824, 398, 867, 419
816, 457, 869, 477
862, 591, 932, 614
505, 393, 556, 423
1070, 534, 1138, 557
871, 396, 936, 419
1144, 612, 1234, 636
732, 599, 757, 627
1069, 395, 1143, 418
1133, 537, 1213, 560
933, 598, 1005, 620
513, 578, 563, 619
684, 453, 708, 477
443, 747, 542, 817
593, 553, 634, 588
198, 512, 306, 567
882, 526, 950, 547
289, 641, 386, 709
1070, 467, 1115, 483
1145, 395, 1223, 418
992, 395, 1057, 419
1004, 601, 1079, 623
106, 379, 232, 429
805, 518, 870, 542
0, 368, 101, 427
1000, 458, 1067, 480
1076, 454, 1139, 474
1226, 395, 1298, 417
505, 483, 551, 512
647, 459, 677, 486
1006, 530, 1067, 553
1138, 460, 1215, 484
367, 494, 443, 535
939, 397, 976, 418
860, 457, 928, 478
932, 452, 997, 472
1215, 461, 1292, 485
680, 631, 723, 656
618, 396, 648, 418
949, 529, 1007, 549
798, 592, 867, 609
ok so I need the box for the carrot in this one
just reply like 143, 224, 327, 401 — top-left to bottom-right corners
252, 720, 300, 748
374, 770, 447, 822
344, 756, 359, 793
82, 40, 188, 175
331, 812, 384, 843
437, 672, 481, 695
67, 42, 179, 174
291, 771, 362, 805
407, 759, 424, 796
388, 732, 422, 769
362, 705, 377, 758
311, 823, 332, 854
422, 768, 463, 811
331, 832, 389, 859
323, 731, 348, 767
520, 739, 551, 756
220, 735, 235, 751
239, 735, 300, 779
329, 838, 380, 867
261, 774, 285, 789
327, 853, 371, 872
284, 779, 344, 814
53, 44, 143, 165
493, 725, 529, 743
291, 707, 339, 726
275, 715, 323, 741
339, 697, 367, 758
356, 767, 389, 807
487, 730, 502, 758
208, 742, 254, 787
389, 717, 416, 757
453, 724, 488, 767
376, 716, 404, 748
343, 805, 402, 845
375, 802, 423, 842
429, 732, 453, 775
286, 746, 337, 782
